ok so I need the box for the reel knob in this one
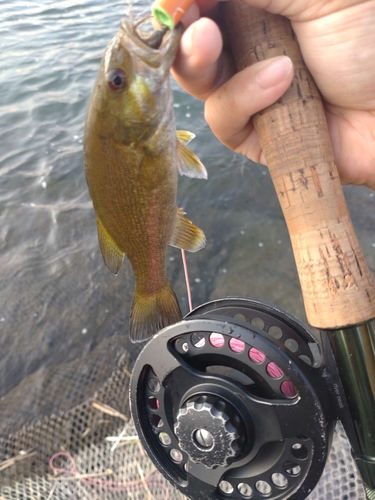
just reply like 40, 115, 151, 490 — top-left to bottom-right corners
175, 395, 246, 468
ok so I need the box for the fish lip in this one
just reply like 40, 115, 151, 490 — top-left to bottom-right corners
120, 16, 183, 70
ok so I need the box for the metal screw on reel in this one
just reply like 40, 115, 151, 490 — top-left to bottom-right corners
130, 298, 335, 500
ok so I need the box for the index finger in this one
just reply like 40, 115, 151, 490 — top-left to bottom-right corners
171, 17, 235, 101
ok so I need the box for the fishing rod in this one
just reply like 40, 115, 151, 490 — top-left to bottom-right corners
224, 3, 375, 496
130, 2, 375, 498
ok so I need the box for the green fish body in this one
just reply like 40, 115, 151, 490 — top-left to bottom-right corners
84, 17, 206, 342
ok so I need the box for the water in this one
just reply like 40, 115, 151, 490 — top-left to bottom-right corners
0, 0, 375, 429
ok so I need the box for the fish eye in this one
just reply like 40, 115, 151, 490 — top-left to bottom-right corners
107, 69, 126, 92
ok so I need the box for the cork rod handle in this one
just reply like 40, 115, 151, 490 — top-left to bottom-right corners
225, 2, 375, 329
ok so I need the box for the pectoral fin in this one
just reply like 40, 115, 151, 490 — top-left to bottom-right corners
176, 130, 207, 179
170, 207, 206, 252
96, 216, 124, 275
176, 130, 195, 145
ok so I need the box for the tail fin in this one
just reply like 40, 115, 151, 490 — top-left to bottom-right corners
129, 282, 182, 343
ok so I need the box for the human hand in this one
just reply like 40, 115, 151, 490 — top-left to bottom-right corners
172, 0, 375, 191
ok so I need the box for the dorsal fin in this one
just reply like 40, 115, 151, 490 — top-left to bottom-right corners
96, 216, 124, 275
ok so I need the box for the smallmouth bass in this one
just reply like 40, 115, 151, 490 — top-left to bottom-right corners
84, 16, 207, 343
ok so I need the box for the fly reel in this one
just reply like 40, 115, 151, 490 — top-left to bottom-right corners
130, 298, 335, 499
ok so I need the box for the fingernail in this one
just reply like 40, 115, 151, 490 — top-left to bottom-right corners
255, 56, 293, 89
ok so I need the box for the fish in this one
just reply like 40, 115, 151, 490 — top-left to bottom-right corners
84, 15, 207, 343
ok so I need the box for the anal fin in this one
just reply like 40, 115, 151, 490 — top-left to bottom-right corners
96, 216, 124, 275
170, 207, 206, 252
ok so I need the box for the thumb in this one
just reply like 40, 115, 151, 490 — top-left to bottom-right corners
205, 56, 293, 161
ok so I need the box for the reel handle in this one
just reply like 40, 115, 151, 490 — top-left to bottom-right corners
225, 2, 375, 329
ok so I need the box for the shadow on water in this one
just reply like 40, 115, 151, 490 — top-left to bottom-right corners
0, 0, 374, 435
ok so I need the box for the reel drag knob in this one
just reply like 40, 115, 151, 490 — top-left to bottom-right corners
174, 395, 246, 468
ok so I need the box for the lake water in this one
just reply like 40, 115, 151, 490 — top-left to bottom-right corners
1, 0, 375, 429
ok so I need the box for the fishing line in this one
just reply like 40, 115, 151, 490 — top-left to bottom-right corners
181, 249, 193, 312
48, 451, 170, 496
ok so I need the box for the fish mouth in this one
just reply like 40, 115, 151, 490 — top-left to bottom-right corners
134, 19, 170, 50
119, 15, 183, 70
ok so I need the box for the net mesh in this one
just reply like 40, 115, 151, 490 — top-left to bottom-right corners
0, 342, 366, 500
308, 422, 365, 500
0, 346, 184, 500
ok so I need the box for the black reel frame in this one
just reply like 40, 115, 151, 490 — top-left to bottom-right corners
130, 298, 340, 500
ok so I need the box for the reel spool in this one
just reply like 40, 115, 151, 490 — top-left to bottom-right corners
130, 298, 335, 500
